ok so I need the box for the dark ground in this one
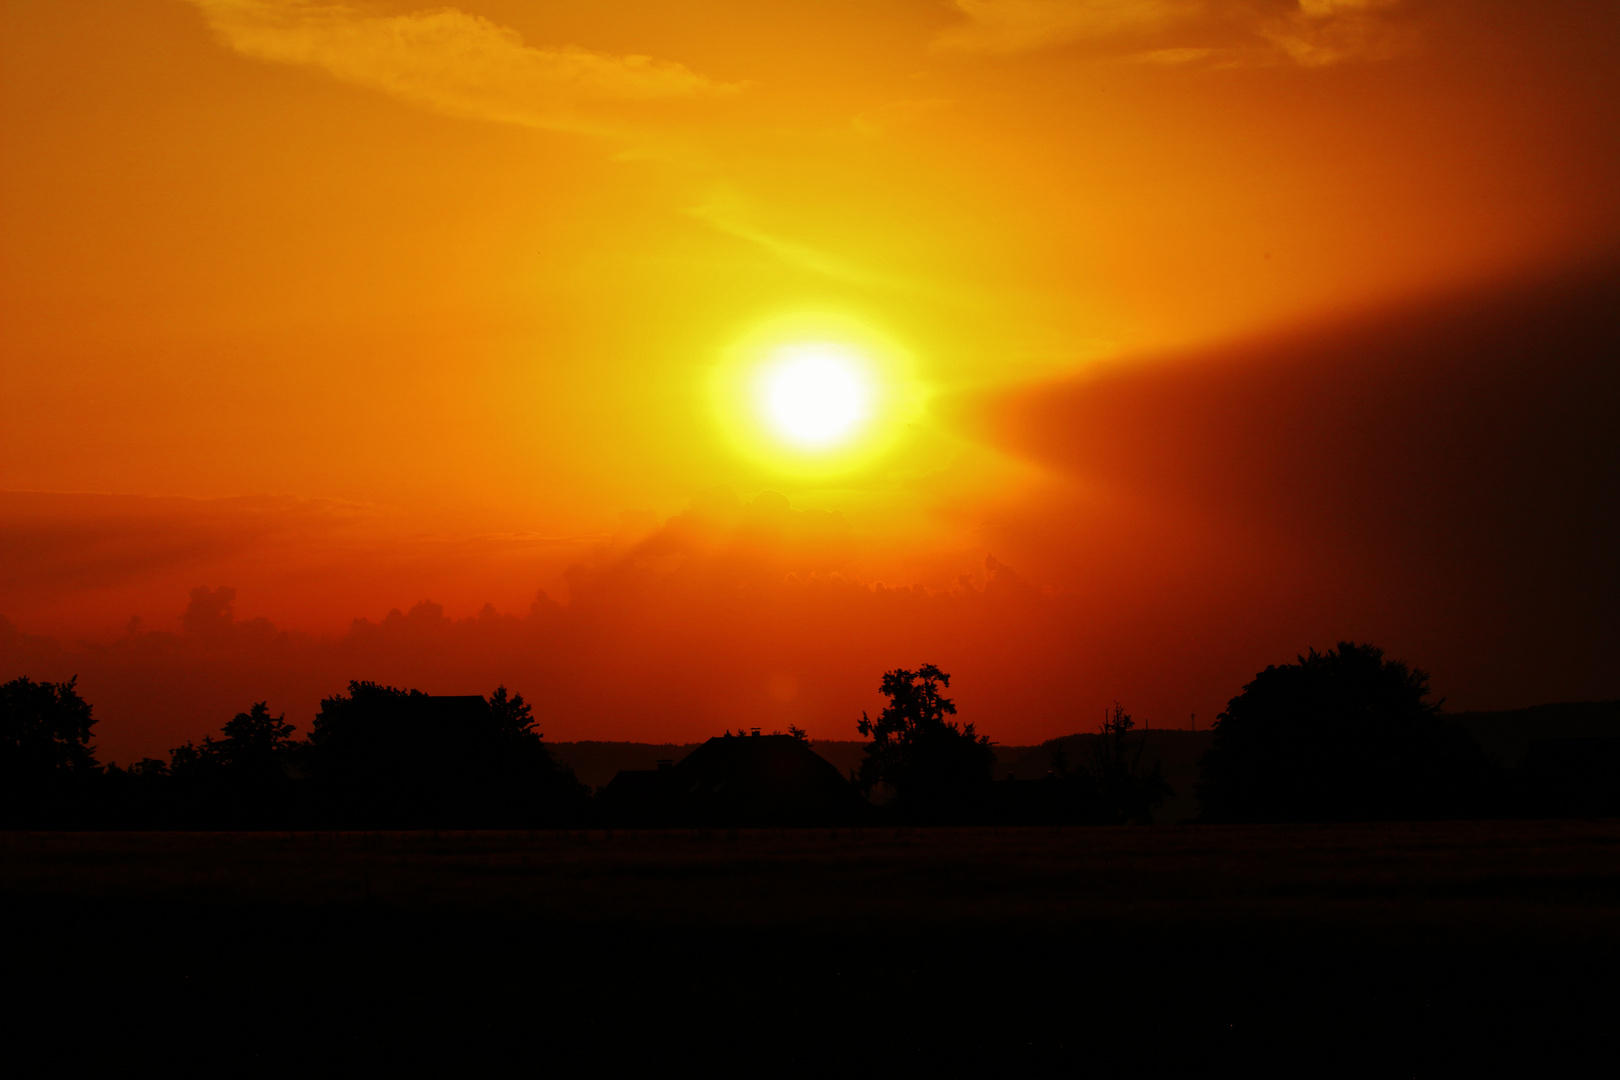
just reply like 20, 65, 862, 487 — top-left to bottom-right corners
4, 822, 1618, 1073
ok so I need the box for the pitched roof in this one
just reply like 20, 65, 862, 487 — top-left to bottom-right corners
601, 734, 866, 825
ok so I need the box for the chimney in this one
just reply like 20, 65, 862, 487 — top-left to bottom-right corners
750, 727, 761, 737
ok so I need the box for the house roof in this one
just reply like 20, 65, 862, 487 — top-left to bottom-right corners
601, 733, 866, 825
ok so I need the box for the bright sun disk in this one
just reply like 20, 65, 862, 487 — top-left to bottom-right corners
712, 312, 917, 475
758, 344, 871, 449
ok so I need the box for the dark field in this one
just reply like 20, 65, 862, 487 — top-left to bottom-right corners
6, 822, 1619, 1071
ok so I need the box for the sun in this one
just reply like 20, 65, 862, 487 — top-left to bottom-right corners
711, 312, 920, 476
758, 343, 872, 449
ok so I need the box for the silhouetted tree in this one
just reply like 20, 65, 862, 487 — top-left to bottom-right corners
0, 676, 101, 825
0, 675, 97, 775
474, 684, 590, 820
171, 703, 295, 778
167, 703, 299, 827
1197, 642, 1494, 822
1049, 703, 1173, 824
305, 681, 587, 827
857, 664, 995, 821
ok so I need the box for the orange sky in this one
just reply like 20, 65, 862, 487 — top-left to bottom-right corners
3, 1, 1618, 762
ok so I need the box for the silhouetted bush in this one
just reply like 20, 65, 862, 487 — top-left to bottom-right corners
1197, 642, 1496, 822
857, 664, 995, 821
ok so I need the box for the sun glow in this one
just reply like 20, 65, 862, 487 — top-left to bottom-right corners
712, 313, 920, 476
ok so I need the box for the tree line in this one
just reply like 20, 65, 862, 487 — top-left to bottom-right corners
1, 642, 1608, 828
855, 644, 1581, 823
0, 679, 589, 829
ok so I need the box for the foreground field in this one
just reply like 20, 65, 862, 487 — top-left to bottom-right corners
5, 822, 1618, 1070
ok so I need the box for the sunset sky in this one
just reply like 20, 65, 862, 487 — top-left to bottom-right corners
3, 0, 1617, 763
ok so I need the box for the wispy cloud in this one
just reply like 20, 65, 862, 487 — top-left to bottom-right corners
1259, 0, 1417, 67
683, 188, 921, 293
934, 0, 1418, 67
184, 0, 741, 136
1131, 45, 1220, 65
183, 4, 931, 297
934, 0, 1204, 54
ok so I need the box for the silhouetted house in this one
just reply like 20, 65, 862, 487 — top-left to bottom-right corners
599, 733, 867, 826
600, 760, 675, 808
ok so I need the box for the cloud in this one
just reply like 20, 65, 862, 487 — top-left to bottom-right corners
934, 0, 1418, 66
182, 5, 949, 290
934, 0, 1200, 54
1259, 0, 1417, 67
564, 488, 858, 596
1131, 46, 1221, 65
950, 252, 1620, 706
683, 188, 923, 293
184, 0, 740, 136
1, 489, 1087, 764
0, 489, 602, 652
0, 491, 362, 601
